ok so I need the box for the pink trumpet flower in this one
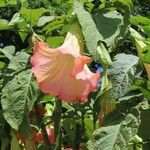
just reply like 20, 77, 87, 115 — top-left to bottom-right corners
31, 23, 100, 103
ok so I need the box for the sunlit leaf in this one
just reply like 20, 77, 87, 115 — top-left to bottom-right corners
108, 53, 139, 100
8, 52, 30, 72
1, 69, 39, 130
37, 16, 55, 27
20, 7, 49, 26
88, 114, 140, 150
0, 19, 10, 30
0, 46, 15, 60
46, 36, 64, 48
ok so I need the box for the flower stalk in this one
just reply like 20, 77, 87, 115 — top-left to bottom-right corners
54, 98, 62, 150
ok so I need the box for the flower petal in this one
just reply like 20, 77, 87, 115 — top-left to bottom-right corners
31, 23, 100, 103
31, 40, 100, 103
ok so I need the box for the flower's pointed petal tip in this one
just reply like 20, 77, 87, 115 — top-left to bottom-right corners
82, 55, 92, 63
90, 72, 101, 90
71, 56, 92, 77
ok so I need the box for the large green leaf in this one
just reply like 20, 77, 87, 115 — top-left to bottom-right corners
9, 13, 22, 26
108, 53, 139, 100
93, 10, 124, 47
73, 0, 129, 63
20, 7, 49, 26
73, 0, 102, 61
88, 114, 140, 150
37, 16, 55, 27
1, 69, 39, 130
8, 52, 30, 72
0, 46, 15, 60
46, 36, 64, 48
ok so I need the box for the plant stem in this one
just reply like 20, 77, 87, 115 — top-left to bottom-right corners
74, 110, 85, 150
54, 98, 62, 150
34, 100, 52, 149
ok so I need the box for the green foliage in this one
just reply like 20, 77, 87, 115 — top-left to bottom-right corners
108, 53, 139, 100
0, 46, 15, 60
20, 7, 49, 27
93, 10, 125, 47
130, 78, 150, 100
0, 0, 17, 7
1, 69, 39, 130
7, 52, 30, 72
0, 0, 150, 149
88, 114, 140, 150
10, 132, 21, 150
74, 0, 102, 61
141, 52, 150, 64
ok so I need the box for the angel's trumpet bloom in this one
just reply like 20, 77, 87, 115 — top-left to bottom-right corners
31, 23, 100, 103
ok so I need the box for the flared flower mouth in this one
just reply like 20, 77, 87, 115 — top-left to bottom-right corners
31, 23, 100, 103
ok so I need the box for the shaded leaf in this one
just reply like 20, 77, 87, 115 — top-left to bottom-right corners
93, 10, 124, 46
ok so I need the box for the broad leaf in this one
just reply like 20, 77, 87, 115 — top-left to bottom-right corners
8, 52, 30, 72
0, 46, 15, 60
93, 10, 124, 47
46, 36, 64, 48
1, 69, 39, 130
20, 7, 49, 26
74, 0, 129, 63
0, 19, 10, 30
108, 53, 139, 100
74, 0, 101, 61
9, 13, 22, 26
88, 114, 139, 150
37, 16, 55, 27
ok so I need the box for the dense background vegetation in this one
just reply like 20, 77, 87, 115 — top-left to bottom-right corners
0, 0, 150, 149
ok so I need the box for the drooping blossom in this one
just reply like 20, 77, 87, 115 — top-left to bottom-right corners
31, 23, 100, 103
